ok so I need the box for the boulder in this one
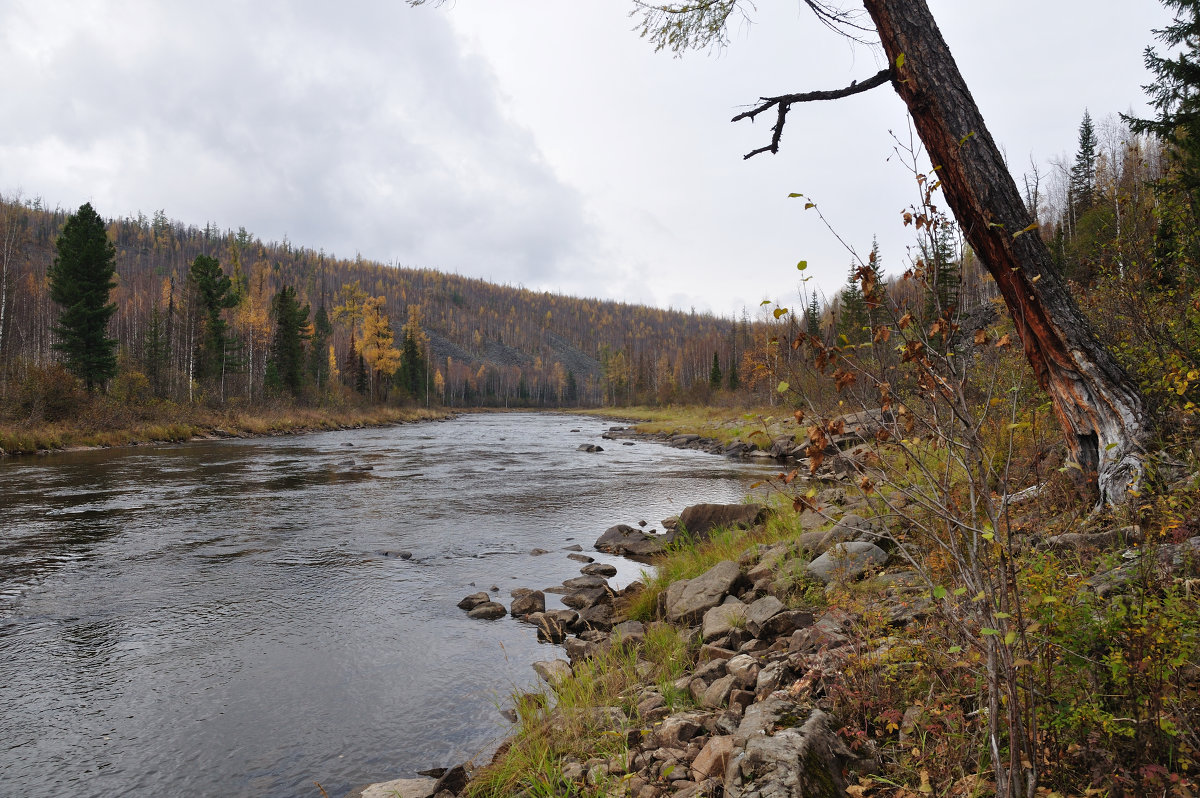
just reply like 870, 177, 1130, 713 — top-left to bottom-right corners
666, 561, 749, 625
612, 620, 646, 645
567, 552, 594, 563
467, 601, 506, 620
678, 503, 768, 541
725, 654, 760, 690
692, 736, 736, 782
576, 603, 615, 633
562, 587, 610, 610
355, 777, 436, 798
656, 714, 704, 749
758, 610, 814, 640
805, 542, 888, 584
594, 524, 673, 560
510, 590, 545, 617
581, 562, 618, 577
702, 674, 737, 708
432, 764, 469, 797
578, 444, 604, 453
701, 601, 748, 640
744, 595, 786, 636
457, 591, 490, 611
726, 706, 854, 797
532, 659, 573, 686
563, 574, 609, 590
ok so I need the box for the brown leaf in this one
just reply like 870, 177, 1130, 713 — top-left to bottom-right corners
898, 312, 913, 330
873, 325, 891, 343
859, 476, 874, 494
875, 427, 891, 442
973, 328, 988, 346
996, 333, 1012, 348
793, 409, 805, 424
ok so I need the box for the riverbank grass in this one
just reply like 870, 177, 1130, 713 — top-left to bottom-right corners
0, 400, 452, 455
468, 625, 696, 798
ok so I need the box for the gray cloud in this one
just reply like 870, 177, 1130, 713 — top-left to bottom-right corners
0, 0, 593, 287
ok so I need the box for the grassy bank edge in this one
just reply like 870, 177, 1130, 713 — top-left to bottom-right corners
0, 404, 457, 456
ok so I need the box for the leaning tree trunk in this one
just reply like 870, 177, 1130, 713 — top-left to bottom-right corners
863, 0, 1148, 505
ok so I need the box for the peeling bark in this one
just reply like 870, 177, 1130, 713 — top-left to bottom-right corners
863, 0, 1148, 505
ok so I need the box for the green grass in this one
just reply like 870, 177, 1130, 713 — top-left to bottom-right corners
468, 625, 697, 798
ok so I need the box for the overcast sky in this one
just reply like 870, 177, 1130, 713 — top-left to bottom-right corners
0, 1, 1171, 317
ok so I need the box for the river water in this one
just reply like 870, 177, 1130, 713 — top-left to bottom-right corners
0, 412, 772, 798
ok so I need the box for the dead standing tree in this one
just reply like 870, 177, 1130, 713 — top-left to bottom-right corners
635, 0, 1149, 506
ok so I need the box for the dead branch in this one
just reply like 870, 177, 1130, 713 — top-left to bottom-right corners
732, 67, 891, 159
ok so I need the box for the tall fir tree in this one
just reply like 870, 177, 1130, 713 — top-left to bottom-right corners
398, 305, 428, 400
805, 293, 822, 338
308, 304, 332, 390
143, 302, 169, 398
49, 202, 118, 391
709, 351, 722, 389
189, 254, 239, 383
1125, 0, 1200, 197
837, 263, 870, 343
1070, 110, 1099, 215
266, 285, 310, 397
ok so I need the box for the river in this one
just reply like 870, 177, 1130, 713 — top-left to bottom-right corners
0, 412, 773, 798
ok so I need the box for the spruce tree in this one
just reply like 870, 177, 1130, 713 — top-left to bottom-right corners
837, 264, 870, 343
1070, 110, 1099, 214
49, 202, 118, 391
308, 304, 332, 389
1125, 1, 1200, 196
143, 302, 169, 398
805, 293, 822, 338
266, 285, 310, 397
189, 254, 239, 382
709, 351, 722, 389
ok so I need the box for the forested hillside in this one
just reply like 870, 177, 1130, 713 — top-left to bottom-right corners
0, 201, 741, 409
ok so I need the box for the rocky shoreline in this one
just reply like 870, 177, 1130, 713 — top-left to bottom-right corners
349, 412, 1200, 797
347, 417, 909, 798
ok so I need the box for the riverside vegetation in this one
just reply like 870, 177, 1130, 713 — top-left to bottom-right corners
381, 387, 1200, 798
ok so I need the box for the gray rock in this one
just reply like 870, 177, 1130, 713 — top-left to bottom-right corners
725, 654, 760, 690
457, 591, 490, 611
701, 601, 748, 640
578, 443, 604, 452
612, 620, 646, 644
692, 735, 736, 782
726, 702, 853, 797
594, 523, 673, 560
532, 659, 573, 686
562, 587, 610, 610
567, 552, 595, 563
355, 777, 436, 798
563, 574, 609, 590
744, 595, 786, 636
678, 503, 768, 541
576, 603, 615, 633
702, 674, 737, 708
757, 609, 814, 640
656, 714, 703, 749
467, 601, 506, 620
666, 560, 749, 625
530, 548, 549, 556
432, 764, 469, 797
582, 562, 618, 577
805, 542, 888, 584
510, 590, 545, 617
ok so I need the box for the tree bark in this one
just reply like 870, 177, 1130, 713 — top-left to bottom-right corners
863, 0, 1148, 505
